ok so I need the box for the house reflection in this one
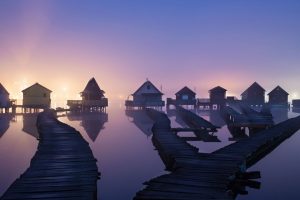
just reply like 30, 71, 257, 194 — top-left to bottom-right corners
67, 112, 108, 142
22, 114, 39, 138
0, 114, 13, 138
125, 110, 154, 137
166, 109, 188, 128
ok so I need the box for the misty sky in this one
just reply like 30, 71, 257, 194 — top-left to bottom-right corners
0, 0, 299, 102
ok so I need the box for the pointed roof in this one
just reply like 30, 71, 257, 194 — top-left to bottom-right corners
268, 86, 289, 96
0, 83, 9, 95
209, 86, 227, 92
22, 83, 52, 93
82, 77, 104, 94
133, 80, 163, 95
241, 82, 265, 95
175, 86, 196, 96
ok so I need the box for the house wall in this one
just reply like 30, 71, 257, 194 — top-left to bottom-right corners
210, 91, 226, 105
176, 93, 195, 101
82, 92, 103, 101
23, 86, 51, 108
269, 93, 288, 104
0, 94, 10, 108
242, 89, 265, 105
293, 100, 300, 108
133, 94, 162, 103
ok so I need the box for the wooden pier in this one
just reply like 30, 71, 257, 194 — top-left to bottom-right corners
145, 108, 201, 170
175, 105, 220, 142
1, 109, 99, 200
134, 109, 300, 200
222, 106, 273, 136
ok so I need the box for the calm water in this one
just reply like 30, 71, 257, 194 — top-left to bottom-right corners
0, 102, 300, 199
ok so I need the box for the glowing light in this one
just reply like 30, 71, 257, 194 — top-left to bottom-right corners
62, 86, 68, 92
292, 92, 298, 98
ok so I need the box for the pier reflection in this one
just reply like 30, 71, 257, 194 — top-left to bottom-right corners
125, 110, 154, 137
67, 112, 108, 142
0, 114, 13, 138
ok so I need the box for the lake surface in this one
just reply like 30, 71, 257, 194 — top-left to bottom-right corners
0, 102, 299, 199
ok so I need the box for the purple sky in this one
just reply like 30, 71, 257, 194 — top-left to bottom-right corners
0, 0, 299, 102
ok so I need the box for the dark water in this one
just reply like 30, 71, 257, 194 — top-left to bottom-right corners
0, 103, 299, 199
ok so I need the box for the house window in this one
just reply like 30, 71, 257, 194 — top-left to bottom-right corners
182, 95, 188, 100
44, 93, 47, 97
147, 85, 151, 90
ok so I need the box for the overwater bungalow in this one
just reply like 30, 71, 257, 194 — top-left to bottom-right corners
175, 86, 196, 105
241, 82, 265, 106
292, 99, 300, 108
209, 86, 227, 109
125, 80, 165, 109
22, 83, 52, 112
67, 78, 108, 112
167, 86, 196, 108
268, 86, 289, 106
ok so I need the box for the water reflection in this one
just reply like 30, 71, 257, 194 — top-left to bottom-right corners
22, 114, 39, 139
125, 110, 154, 137
67, 112, 108, 142
209, 110, 226, 127
1, 102, 300, 200
0, 114, 38, 196
166, 108, 188, 128
0, 114, 13, 138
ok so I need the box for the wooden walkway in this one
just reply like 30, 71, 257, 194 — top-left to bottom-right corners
1, 109, 99, 200
175, 106, 220, 142
134, 109, 300, 200
146, 108, 201, 171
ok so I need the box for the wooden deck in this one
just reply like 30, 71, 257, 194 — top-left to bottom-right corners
1, 109, 99, 200
134, 109, 300, 200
